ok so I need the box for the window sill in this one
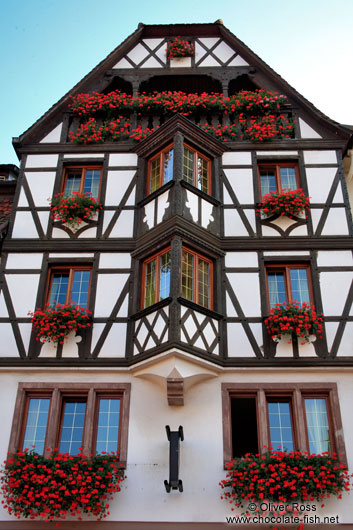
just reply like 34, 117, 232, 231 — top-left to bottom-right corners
131, 297, 172, 320
138, 180, 175, 207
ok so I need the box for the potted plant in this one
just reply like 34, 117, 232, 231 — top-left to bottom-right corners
265, 301, 323, 344
167, 37, 194, 59
50, 191, 102, 229
257, 189, 310, 219
28, 302, 91, 345
0, 449, 124, 523
220, 450, 350, 530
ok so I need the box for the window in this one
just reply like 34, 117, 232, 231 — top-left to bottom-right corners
47, 266, 91, 309
266, 264, 312, 309
181, 247, 213, 309
62, 166, 102, 200
259, 162, 299, 197
222, 383, 346, 465
146, 143, 211, 195
183, 144, 211, 194
142, 248, 171, 308
9, 383, 131, 465
147, 145, 174, 194
141, 246, 213, 310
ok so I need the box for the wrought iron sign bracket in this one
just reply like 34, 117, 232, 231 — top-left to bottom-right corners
164, 425, 184, 493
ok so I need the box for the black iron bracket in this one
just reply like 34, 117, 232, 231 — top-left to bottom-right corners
164, 425, 184, 493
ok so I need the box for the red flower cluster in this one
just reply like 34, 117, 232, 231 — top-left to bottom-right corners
68, 117, 105, 143
28, 302, 91, 345
0, 449, 124, 523
265, 301, 323, 344
50, 191, 102, 228
166, 37, 195, 59
220, 450, 350, 530
257, 189, 310, 219
200, 115, 295, 142
69, 118, 159, 144
69, 89, 287, 117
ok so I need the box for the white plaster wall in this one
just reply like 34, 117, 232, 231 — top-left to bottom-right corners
109, 153, 138, 166
317, 251, 353, 267
227, 323, 257, 357
0, 324, 20, 356
227, 272, 261, 316
305, 167, 337, 203
40, 123, 62, 143
320, 271, 353, 316
6, 274, 40, 316
25, 154, 58, 168
223, 168, 254, 203
63, 153, 104, 159
222, 152, 251, 165
303, 150, 337, 165
2, 368, 353, 522
299, 118, 321, 139
321, 208, 349, 235
105, 170, 136, 206
256, 151, 298, 157
109, 210, 134, 237
25, 172, 56, 206
99, 253, 131, 269
6, 253, 43, 269
225, 251, 258, 268
224, 209, 249, 236
95, 274, 129, 317
12, 212, 39, 238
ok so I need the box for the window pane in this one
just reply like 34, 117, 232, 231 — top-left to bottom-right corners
290, 269, 310, 305
150, 158, 160, 194
159, 252, 171, 300
59, 401, 86, 455
23, 398, 50, 455
181, 251, 194, 301
231, 397, 258, 457
268, 401, 294, 452
64, 172, 82, 197
96, 398, 120, 454
280, 167, 297, 191
198, 258, 210, 308
268, 272, 286, 308
48, 273, 69, 306
70, 270, 90, 309
83, 169, 100, 199
305, 398, 331, 454
183, 147, 194, 185
197, 156, 209, 193
260, 169, 276, 197
163, 148, 174, 184
144, 259, 156, 308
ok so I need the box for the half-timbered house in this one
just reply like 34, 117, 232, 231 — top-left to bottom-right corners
1, 21, 353, 529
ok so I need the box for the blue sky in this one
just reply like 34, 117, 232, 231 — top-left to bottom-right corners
1, 0, 352, 164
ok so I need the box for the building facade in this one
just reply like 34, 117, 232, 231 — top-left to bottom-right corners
0, 22, 353, 529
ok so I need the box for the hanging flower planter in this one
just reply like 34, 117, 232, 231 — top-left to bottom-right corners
50, 191, 102, 229
0, 449, 124, 523
167, 37, 194, 59
220, 450, 350, 530
28, 302, 91, 345
265, 301, 323, 344
257, 189, 310, 219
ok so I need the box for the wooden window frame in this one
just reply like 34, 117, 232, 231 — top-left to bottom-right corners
62, 165, 103, 200
8, 383, 131, 467
46, 265, 92, 307
183, 143, 212, 195
141, 247, 171, 309
146, 144, 174, 195
222, 382, 346, 468
265, 263, 313, 310
181, 246, 214, 309
258, 161, 299, 197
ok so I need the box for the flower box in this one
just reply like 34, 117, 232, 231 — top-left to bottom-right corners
265, 301, 323, 344
0, 449, 124, 523
170, 57, 192, 68
220, 450, 350, 530
167, 37, 194, 59
28, 302, 91, 345
50, 191, 102, 229
257, 188, 310, 219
